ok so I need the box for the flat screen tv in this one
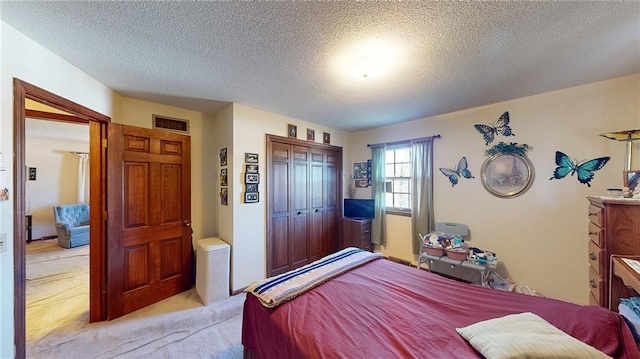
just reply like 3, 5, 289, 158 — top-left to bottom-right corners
344, 199, 375, 219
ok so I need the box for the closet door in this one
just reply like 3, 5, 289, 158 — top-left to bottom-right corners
268, 142, 291, 276
291, 145, 310, 268
266, 135, 343, 278
324, 149, 341, 254
309, 149, 326, 262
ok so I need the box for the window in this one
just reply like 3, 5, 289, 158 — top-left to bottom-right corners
385, 146, 411, 212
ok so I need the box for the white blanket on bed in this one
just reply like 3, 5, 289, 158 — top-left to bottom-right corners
245, 247, 382, 308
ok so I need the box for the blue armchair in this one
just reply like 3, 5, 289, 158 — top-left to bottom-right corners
53, 204, 90, 248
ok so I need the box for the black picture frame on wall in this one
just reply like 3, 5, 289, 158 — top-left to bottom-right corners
245, 173, 259, 184
245, 152, 258, 164
220, 148, 227, 166
245, 192, 259, 203
245, 164, 259, 173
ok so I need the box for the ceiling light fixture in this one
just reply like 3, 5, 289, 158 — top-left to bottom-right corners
334, 38, 405, 80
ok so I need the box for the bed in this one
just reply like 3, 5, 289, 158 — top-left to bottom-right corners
242, 249, 638, 358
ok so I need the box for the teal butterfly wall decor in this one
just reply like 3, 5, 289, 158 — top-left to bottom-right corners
440, 157, 474, 187
549, 151, 610, 187
474, 111, 514, 145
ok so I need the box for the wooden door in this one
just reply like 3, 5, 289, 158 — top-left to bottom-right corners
309, 149, 325, 262
268, 142, 292, 276
290, 145, 310, 268
107, 124, 192, 319
324, 149, 340, 254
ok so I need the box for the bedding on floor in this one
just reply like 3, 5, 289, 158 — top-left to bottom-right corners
242, 254, 638, 358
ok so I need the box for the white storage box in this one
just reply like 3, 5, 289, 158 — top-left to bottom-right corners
196, 237, 230, 305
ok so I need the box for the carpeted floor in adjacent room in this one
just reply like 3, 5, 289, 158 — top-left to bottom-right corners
26, 239, 245, 358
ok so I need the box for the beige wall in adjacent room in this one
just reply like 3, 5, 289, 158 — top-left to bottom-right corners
25, 133, 90, 239
348, 74, 640, 304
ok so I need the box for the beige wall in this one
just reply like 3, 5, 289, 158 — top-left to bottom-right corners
25, 132, 90, 239
348, 74, 640, 304
212, 104, 234, 258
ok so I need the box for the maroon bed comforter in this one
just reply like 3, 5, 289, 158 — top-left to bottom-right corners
242, 258, 638, 358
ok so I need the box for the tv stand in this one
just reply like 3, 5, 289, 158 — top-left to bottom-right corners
341, 217, 372, 252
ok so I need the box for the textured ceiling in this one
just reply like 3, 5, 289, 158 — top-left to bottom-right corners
2, 2, 639, 132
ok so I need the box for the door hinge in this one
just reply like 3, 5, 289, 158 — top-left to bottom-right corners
102, 211, 108, 221
102, 138, 107, 148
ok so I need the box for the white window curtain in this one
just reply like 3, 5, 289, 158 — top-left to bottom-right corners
410, 138, 435, 254
370, 144, 387, 246
77, 153, 89, 204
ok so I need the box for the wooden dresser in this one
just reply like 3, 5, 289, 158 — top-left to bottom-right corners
587, 196, 640, 309
341, 217, 372, 252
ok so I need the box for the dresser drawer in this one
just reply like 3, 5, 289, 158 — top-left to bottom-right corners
587, 240, 603, 275
589, 267, 604, 305
588, 204, 603, 227
588, 221, 603, 247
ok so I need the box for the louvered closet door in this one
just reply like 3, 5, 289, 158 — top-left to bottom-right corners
309, 149, 326, 262
291, 145, 310, 268
324, 149, 340, 254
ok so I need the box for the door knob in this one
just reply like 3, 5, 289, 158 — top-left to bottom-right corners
183, 220, 192, 227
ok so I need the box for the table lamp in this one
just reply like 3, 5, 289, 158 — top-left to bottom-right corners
600, 129, 640, 171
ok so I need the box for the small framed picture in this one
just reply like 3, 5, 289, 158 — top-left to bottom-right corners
624, 170, 640, 190
220, 168, 228, 186
323, 132, 330, 145
307, 129, 315, 141
287, 124, 297, 138
220, 188, 228, 206
245, 173, 260, 184
28, 167, 37, 181
220, 148, 227, 166
245, 164, 259, 173
245, 152, 258, 164
246, 183, 258, 192
245, 192, 259, 203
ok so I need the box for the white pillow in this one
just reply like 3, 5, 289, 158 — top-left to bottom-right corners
456, 312, 611, 359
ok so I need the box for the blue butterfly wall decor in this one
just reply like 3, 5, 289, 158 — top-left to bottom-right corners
440, 157, 474, 187
474, 111, 514, 145
549, 151, 610, 187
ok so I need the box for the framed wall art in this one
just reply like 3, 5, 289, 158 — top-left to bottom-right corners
220, 168, 228, 186
287, 124, 297, 138
307, 129, 315, 141
220, 148, 227, 166
245, 152, 258, 164
220, 188, 228, 206
245, 192, 259, 203
246, 183, 258, 192
245, 164, 259, 173
245, 173, 260, 184
323, 132, 330, 144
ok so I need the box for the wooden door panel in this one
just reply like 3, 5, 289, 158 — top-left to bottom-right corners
271, 216, 290, 275
124, 162, 149, 228
160, 238, 182, 279
124, 244, 150, 291
292, 162, 308, 211
108, 123, 192, 319
160, 164, 182, 223
326, 163, 338, 208
292, 213, 308, 266
272, 162, 289, 214
309, 210, 324, 261
311, 164, 324, 209
324, 208, 337, 255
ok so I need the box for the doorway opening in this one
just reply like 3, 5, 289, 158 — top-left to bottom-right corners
13, 79, 110, 358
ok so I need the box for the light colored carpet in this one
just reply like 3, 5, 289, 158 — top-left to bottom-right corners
26, 239, 245, 358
